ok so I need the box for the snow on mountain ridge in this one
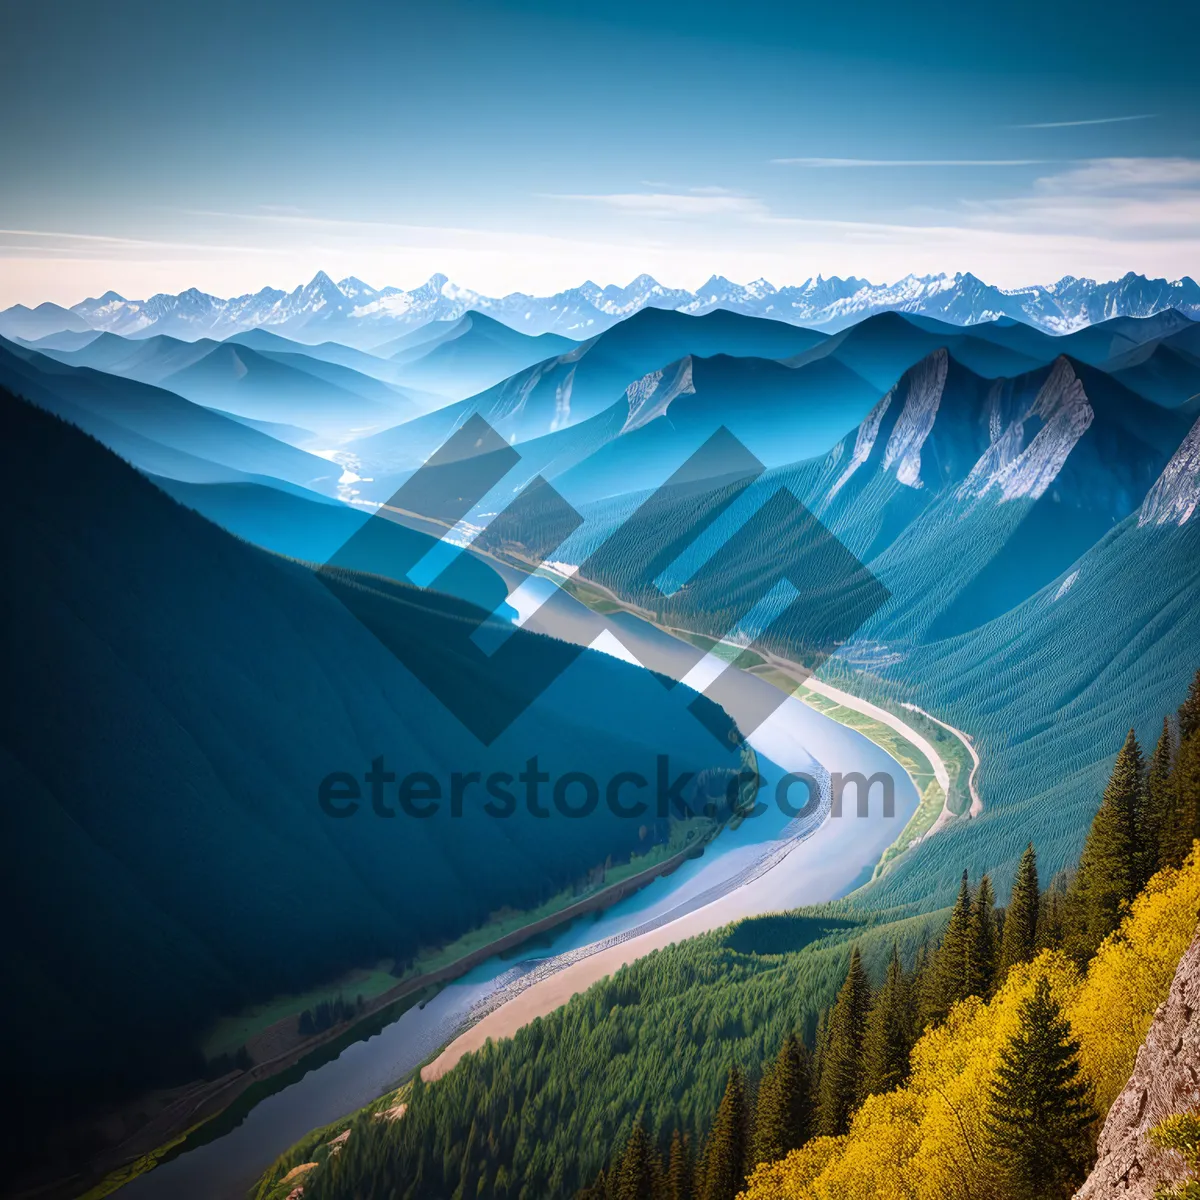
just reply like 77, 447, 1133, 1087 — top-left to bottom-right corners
35, 269, 1200, 348
828, 389, 894, 500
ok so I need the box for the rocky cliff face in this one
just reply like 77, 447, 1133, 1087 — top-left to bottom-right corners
1076, 923, 1200, 1199
1139, 414, 1200, 528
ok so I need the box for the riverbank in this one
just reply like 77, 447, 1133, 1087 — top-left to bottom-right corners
414, 651, 982, 1082
900, 700, 983, 820
416, 675, 961, 1082
766, 670, 980, 863
62, 819, 728, 1200
539, 563, 981, 863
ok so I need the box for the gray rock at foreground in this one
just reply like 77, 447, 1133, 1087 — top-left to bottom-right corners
1076, 922, 1200, 1199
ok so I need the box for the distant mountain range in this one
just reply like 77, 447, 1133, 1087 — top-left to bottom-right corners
2, 269, 1197, 349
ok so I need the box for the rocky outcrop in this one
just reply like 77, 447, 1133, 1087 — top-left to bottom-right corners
1139, 413, 1200, 527
960, 356, 1094, 504
880, 347, 949, 488
1076, 923, 1200, 1199
621, 356, 695, 433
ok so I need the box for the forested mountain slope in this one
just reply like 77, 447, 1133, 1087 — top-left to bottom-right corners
546, 350, 1200, 906
0, 388, 737, 1168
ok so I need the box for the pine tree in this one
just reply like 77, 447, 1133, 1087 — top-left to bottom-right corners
860, 943, 912, 1100
817, 947, 872, 1135
968, 874, 998, 998
616, 1121, 661, 1200
701, 1066, 749, 1200
1145, 717, 1177, 871
752, 1034, 812, 1165
1037, 873, 1068, 952
986, 976, 1096, 1199
457, 1117, 481, 1200
811, 1006, 831, 1092
1179, 669, 1200, 743
924, 871, 973, 1026
997, 843, 1040, 981
750, 1057, 778, 1167
1171, 727, 1200, 867
1064, 730, 1147, 963
794, 1037, 815, 1146
908, 939, 931, 1029
576, 1168, 609, 1200
666, 1130, 694, 1200
494, 1164, 513, 1199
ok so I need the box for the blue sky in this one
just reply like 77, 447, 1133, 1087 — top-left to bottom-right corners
2, 0, 1197, 304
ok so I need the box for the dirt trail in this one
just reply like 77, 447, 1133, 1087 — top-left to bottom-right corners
899, 700, 983, 820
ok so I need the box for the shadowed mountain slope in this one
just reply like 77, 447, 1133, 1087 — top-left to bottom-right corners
37, 329, 219, 381
0, 388, 738, 1168
0, 300, 91, 341
158, 341, 416, 434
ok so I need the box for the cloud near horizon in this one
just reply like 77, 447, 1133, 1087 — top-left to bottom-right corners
957, 157, 1200, 241
538, 191, 768, 219
1, 158, 1196, 306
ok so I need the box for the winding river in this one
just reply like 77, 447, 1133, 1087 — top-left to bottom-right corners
119, 579, 916, 1199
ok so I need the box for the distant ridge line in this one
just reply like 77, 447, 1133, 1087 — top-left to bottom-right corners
2, 269, 1197, 349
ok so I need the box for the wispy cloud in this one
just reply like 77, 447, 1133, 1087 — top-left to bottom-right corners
772, 157, 1054, 168
539, 191, 766, 218
4, 159, 1197, 308
958, 157, 1200, 240
0, 227, 279, 256
1034, 156, 1200, 191
636, 181, 742, 195
1011, 114, 1157, 129
0, 228, 184, 248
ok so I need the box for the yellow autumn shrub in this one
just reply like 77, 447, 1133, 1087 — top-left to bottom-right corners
1071, 847, 1200, 1112
738, 849, 1200, 1200
740, 1136, 844, 1199
816, 1090, 925, 1200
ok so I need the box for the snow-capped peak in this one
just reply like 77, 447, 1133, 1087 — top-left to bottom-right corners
12, 269, 1197, 349
337, 276, 378, 300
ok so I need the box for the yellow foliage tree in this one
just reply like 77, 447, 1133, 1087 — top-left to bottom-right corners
738, 847, 1200, 1200
1070, 850, 1200, 1113
739, 1137, 844, 1199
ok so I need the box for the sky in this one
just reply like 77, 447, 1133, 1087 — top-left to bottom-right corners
2, 0, 1198, 306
